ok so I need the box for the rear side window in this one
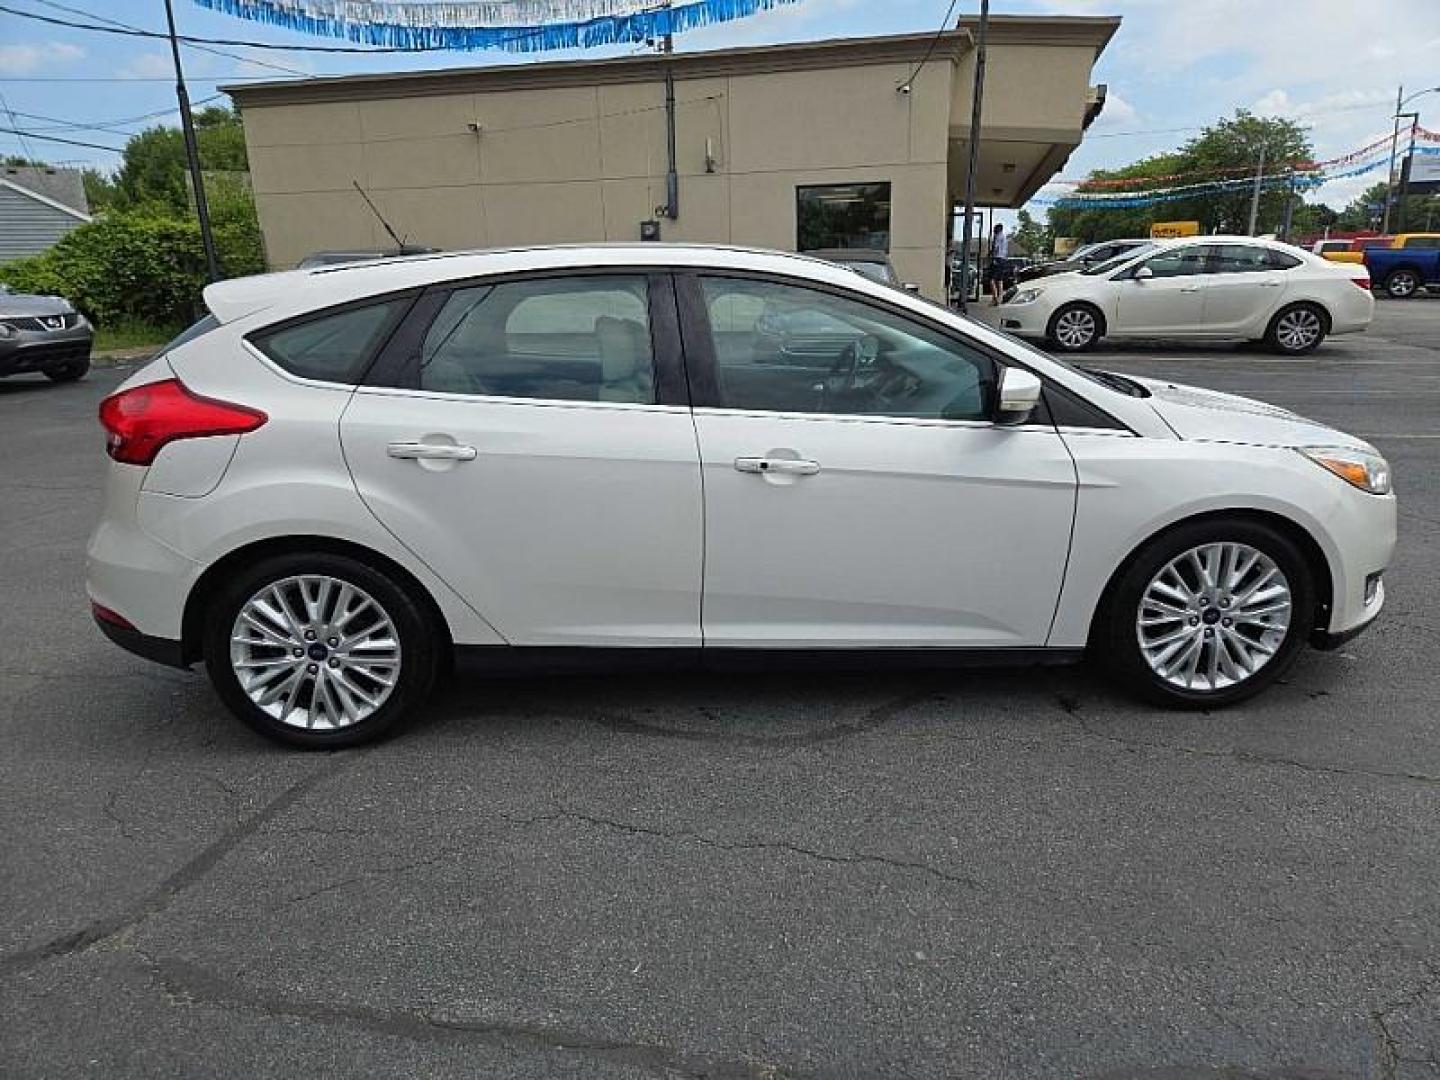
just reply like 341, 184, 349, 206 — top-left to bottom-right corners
252, 299, 409, 383
161, 314, 220, 353
1402, 237, 1440, 249
1265, 249, 1303, 270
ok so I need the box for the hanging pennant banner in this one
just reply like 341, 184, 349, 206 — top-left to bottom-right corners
193, 0, 801, 52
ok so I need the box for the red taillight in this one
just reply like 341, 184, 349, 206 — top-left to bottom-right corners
1352, 277, 1371, 291
98, 378, 266, 466
91, 602, 135, 630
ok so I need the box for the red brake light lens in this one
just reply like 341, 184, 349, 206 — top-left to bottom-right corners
1351, 277, 1371, 291
98, 378, 267, 466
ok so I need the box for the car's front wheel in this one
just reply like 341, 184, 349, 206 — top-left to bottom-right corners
1383, 268, 1420, 299
202, 552, 440, 748
1265, 303, 1328, 355
1094, 518, 1316, 708
1046, 303, 1103, 352
43, 357, 90, 382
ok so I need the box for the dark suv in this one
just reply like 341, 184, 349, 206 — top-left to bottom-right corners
0, 284, 92, 382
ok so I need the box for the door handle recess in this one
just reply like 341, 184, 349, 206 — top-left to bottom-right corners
735, 456, 820, 476
387, 441, 478, 461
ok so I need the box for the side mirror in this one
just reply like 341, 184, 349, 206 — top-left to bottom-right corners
995, 367, 1042, 425
1133, 265, 1154, 280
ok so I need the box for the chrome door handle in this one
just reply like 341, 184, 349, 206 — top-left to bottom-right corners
387, 441, 478, 461
1256, 280, 1283, 287
735, 456, 820, 476
1179, 285, 1202, 293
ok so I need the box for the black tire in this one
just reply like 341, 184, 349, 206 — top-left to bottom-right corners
1045, 303, 1103, 352
1383, 268, 1420, 300
202, 552, 439, 748
1092, 517, 1316, 708
1264, 303, 1328, 355
43, 356, 90, 382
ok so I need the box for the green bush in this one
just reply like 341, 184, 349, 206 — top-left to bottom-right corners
0, 197, 267, 328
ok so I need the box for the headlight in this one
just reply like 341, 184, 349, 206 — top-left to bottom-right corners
0, 322, 15, 339
1299, 447, 1392, 495
1008, 288, 1043, 306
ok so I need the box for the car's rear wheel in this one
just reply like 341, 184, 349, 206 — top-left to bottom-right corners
1094, 518, 1316, 708
1383, 268, 1420, 299
1046, 303, 1103, 352
1265, 303, 1328, 355
43, 357, 90, 382
202, 552, 439, 748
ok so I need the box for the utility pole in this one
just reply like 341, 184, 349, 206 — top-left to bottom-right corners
1246, 140, 1266, 236
957, 0, 989, 314
164, 0, 219, 282
1393, 111, 1421, 232
1381, 84, 1403, 235
1279, 168, 1296, 241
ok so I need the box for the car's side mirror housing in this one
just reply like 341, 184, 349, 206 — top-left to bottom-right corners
995, 367, 1042, 425
1133, 265, 1154, 281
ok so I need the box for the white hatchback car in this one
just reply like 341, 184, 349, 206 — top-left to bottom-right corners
978, 235, 1374, 354
88, 245, 1395, 747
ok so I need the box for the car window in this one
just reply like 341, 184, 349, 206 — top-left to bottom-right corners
162, 314, 221, 353
1206, 245, 1280, 274
253, 299, 409, 383
1139, 245, 1210, 278
1084, 244, 1157, 275
1401, 236, 1440, 249
699, 276, 993, 421
1265, 249, 1303, 270
418, 275, 654, 404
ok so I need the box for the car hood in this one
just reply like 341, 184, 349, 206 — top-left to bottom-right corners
0, 291, 74, 317
1130, 375, 1372, 451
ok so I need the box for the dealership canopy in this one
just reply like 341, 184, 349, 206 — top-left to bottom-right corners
192, 0, 802, 52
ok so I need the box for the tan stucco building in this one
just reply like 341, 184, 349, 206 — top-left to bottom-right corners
227, 14, 1118, 298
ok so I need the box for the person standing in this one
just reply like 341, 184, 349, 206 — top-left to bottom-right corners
986, 222, 1010, 305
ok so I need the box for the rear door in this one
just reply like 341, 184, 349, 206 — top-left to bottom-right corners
1201, 244, 1294, 334
1113, 244, 1208, 335
340, 272, 704, 646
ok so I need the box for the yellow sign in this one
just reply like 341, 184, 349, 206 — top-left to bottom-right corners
1150, 221, 1201, 239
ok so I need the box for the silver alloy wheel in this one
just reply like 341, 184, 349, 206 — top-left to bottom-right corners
229, 575, 401, 730
1135, 542, 1292, 692
1387, 271, 1418, 298
1274, 307, 1322, 351
1053, 307, 1097, 349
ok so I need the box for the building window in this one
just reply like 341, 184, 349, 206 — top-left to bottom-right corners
796, 182, 892, 252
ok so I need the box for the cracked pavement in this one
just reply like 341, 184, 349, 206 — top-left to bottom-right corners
2, 300, 1438, 1078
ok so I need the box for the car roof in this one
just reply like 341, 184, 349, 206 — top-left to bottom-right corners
203, 243, 890, 325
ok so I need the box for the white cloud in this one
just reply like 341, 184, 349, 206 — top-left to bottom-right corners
117, 52, 176, 79
1092, 88, 1138, 130
0, 42, 84, 75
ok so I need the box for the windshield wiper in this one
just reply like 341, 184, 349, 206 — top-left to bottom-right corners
1082, 367, 1150, 397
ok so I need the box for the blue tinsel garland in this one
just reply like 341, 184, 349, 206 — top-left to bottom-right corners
191, 0, 801, 52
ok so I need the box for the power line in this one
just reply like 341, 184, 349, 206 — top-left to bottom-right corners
29, 0, 313, 77
897, 0, 961, 92
0, 90, 38, 161
5, 95, 227, 134
0, 126, 124, 152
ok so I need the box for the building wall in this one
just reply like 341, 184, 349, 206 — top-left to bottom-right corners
0, 185, 86, 262
243, 57, 956, 295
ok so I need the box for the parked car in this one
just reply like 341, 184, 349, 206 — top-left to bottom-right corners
89, 244, 1395, 746
296, 246, 439, 269
1311, 239, 1353, 257
803, 248, 919, 293
1363, 234, 1440, 298
1322, 236, 1393, 265
0, 283, 92, 382
980, 236, 1373, 354
1016, 239, 1151, 284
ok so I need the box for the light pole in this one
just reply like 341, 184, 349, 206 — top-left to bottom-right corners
957, 0, 990, 314
1382, 85, 1440, 235
164, 0, 219, 282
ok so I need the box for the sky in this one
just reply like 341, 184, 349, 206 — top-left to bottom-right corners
2, 0, 1438, 226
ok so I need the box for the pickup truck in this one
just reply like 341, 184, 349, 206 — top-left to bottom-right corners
1364, 233, 1440, 298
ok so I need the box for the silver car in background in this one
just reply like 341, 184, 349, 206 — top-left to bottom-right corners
0, 283, 92, 383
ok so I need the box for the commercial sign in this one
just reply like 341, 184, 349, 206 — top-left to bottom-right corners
1402, 151, 1440, 195
1150, 220, 1200, 239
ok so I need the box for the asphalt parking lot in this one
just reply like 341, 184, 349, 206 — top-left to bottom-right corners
2, 298, 1438, 1079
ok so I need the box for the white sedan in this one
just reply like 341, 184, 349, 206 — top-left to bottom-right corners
978, 236, 1374, 354
87, 244, 1395, 747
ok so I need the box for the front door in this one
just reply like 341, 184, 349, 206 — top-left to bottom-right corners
341, 273, 704, 646
1113, 244, 1209, 335
680, 273, 1077, 648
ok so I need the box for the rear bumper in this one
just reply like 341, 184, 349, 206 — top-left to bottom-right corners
93, 611, 188, 669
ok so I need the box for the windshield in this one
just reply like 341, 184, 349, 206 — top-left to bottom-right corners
1082, 243, 1159, 276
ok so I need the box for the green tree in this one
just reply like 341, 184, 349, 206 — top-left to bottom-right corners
1047, 152, 1187, 243
113, 106, 249, 212
81, 168, 116, 211
1010, 209, 1051, 258
1334, 181, 1439, 232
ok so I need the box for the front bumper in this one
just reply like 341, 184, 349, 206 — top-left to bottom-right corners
0, 325, 93, 376
971, 303, 1050, 338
